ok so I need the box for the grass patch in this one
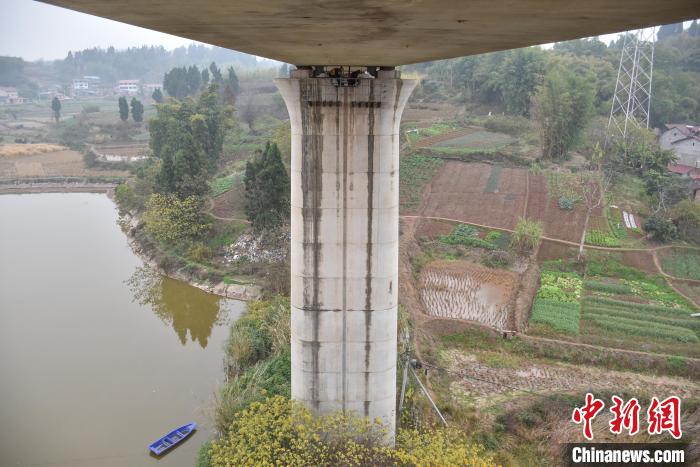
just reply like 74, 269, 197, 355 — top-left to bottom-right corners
484, 165, 502, 193
660, 249, 700, 280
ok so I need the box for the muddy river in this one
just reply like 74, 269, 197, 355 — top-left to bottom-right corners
0, 193, 243, 466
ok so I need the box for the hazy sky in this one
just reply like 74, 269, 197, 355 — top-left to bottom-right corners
1, 0, 203, 61
0, 0, 695, 62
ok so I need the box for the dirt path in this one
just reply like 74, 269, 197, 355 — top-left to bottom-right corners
522, 170, 529, 218
205, 197, 251, 224
520, 334, 700, 363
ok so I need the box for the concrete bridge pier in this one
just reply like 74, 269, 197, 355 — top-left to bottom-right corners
275, 68, 416, 439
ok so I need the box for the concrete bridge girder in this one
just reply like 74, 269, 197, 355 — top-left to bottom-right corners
276, 69, 416, 438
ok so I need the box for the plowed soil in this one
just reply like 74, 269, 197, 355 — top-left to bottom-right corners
422, 161, 602, 243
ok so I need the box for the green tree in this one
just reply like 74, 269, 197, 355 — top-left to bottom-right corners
149, 85, 231, 198
201, 68, 210, 87
151, 87, 164, 103
225, 66, 240, 95
143, 193, 211, 245
118, 96, 129, 121
499, 48, 546, 116
130, 98, 144, 122
244, 142, 290, 231
209, 62, 223, 83
658, 22, 684, 42
532, 66, 595, 159
689, 21, 700, 38
51, 97, 61, 123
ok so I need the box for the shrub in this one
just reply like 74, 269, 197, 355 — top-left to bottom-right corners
225, 297, 291, 375
482, 250, 513, 268
143, 193, 211, 245
216, 351, 292, 430
482, 115, 531, 135
439, 224, 498, 250
82, 104, 100, 113
510, 218, 543, 254
558, 196, 576, 210
644, 216, 678, 242
187, 243, 213, 263
209, 396, 495, 467
114, 183, 140, 212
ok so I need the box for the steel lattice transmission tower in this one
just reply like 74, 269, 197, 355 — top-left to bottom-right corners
607, 28, 656, 142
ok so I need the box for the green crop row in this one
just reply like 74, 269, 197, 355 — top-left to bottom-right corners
582, 305, 700, 334
584, 313, 699, 343
530, 299, 580, 334
584, 280, 632, 295
607, 208, 629, 239
585, 230, 621, 248
582, 296, 692, 316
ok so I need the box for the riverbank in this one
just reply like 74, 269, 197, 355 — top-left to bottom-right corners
122, 213, 262, 302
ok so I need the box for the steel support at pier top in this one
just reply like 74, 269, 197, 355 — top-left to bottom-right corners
275, 68, 416, 440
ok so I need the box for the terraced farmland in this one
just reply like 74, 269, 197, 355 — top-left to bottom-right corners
528, 260, 699, 358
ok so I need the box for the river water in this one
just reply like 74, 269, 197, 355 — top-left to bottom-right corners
0, 193, 243, 467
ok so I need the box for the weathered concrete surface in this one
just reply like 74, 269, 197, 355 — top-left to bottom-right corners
276, 70, 415, 437
41, 0, 699, 65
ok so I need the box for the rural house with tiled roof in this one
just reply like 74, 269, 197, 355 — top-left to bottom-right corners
660, 123, 700, 166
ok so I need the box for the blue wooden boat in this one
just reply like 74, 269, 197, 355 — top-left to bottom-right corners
148, 422, 197, 455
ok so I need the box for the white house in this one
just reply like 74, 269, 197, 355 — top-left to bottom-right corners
0, 87, 26, 105
117, 80, 140, 95
660, 124, 700, 166
72, 76, 101, 97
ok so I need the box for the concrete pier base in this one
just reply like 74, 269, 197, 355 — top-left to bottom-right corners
275, 69, 415, 440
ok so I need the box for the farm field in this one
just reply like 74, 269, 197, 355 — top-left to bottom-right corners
659, 248, 700, 280
431, 129, 513, 151
421, 161, 594, 242
421, 162, 527, 230
527, 258, 700, 358
419, 260, 517, 330
209, 178, 246, 219
399, 153, 444, 213
0, 148, 128, 178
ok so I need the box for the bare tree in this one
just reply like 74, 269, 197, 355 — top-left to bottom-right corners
576, 145, 611, 261
241, 95, 260, 133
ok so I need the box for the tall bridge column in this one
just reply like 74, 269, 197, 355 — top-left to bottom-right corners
275, 68, 415, 439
